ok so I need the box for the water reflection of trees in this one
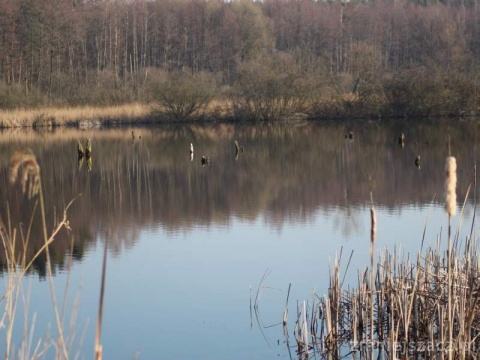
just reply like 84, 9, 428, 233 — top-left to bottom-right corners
0, 120, 478, 273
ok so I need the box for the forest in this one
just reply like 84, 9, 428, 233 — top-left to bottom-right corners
0, 0, 479, 120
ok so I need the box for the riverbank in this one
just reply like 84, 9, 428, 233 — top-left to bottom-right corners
0, 100, 476, 130
0, 99, 238, 128
0, 103, 153, 129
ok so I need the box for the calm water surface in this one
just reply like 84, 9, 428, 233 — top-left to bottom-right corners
0, 119, 478, 359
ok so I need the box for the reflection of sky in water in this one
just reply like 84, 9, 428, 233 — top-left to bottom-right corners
20, 202, 476, 359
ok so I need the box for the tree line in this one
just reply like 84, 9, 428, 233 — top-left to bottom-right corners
0, 0, 479, 119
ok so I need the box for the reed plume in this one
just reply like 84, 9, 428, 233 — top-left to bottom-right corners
9, 150, 41, 199
444, 156, 457, 216
444, 155, 457, 360
370, 206, 376, 244
445, 156, 457, 217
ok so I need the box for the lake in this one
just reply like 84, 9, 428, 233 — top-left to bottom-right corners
0, 119, 478, 359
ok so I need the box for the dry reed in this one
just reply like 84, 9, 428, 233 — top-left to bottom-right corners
94, 233, 108, 360
445, 155, 457, 360
285, 159, 480, 359
0, 103, 151, 128
9, 150, 41, 199
445, 156, 457, 217
369, 196, 376, 360
286, 241, 480, 359
1, 150, 79, 359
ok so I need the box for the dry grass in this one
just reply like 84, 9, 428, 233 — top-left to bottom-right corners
291, 245, 480, 358
0, 150, 92, 359
9, 150, 41, 199
0, 103, 152, 128
200, 99, 234, 119
283, 156, 480, 359
0, 99, 236, 128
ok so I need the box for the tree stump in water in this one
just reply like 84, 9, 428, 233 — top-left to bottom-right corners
86, 138, 92, 158
78, 140, 85, 158
201, 156, 210, 166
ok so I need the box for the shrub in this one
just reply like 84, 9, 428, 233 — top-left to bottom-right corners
383, 66, 478, 117
0, 82, 47, 109
233, 52, 314, 121
148, 70, 218, 121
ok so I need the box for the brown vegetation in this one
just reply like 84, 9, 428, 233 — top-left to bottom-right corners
0, 0, 479, 121
1, 150, 79, 358
0, 104, 151, 128
282, 155, 479, 359
286, 238, 480, 359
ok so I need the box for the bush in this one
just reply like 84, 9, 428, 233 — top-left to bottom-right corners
0, 82, 47, 109
148, 70, 218, 121
233, 52, 314, 121
62, 70, 135, 106
383, 66, 478, 117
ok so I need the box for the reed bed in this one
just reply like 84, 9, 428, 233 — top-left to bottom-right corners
0, 103, 151, 128
286, 239, 480, 359
286, 156, 480, 359
0, 150, 107, 359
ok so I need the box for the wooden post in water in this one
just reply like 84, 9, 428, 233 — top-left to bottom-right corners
234, 140, 244, 160
86, 138, 92, 158
78, 140, 85, 158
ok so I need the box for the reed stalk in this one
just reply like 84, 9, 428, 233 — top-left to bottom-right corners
284, 156, 480, 359
445, 156, 456, 360
1, 150, 76, 359
369, 193, 376, 360
94, 233, 109, 360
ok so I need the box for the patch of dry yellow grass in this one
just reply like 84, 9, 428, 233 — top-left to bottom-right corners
200, 99, 234, 118
0, 103, 152, 128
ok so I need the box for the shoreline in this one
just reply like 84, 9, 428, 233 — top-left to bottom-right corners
0, 102, 476, 129
0, 103, 154, 129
